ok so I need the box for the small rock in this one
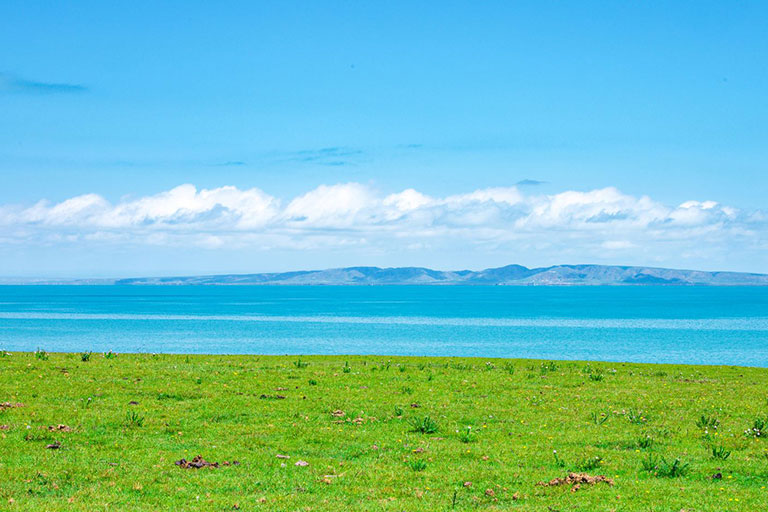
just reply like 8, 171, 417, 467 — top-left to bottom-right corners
46, 441, 61, 450
295, 460, 309, 467
276, 454, 290, 459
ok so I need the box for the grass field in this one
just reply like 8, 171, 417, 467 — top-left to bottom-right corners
1, 351, 767, 511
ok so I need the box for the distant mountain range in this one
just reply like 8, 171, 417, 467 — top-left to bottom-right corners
98, 264, 768, 286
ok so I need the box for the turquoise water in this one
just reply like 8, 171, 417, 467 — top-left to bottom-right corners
1, 286, 767, 366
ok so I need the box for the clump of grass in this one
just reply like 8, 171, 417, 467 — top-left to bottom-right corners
408, 415, 439, 434
407, 460, 427, 472
484, 361, 495, 371
641, 455, 690, 477
552, 450, 565, 468
125, 411, 145, 428
540, 361, 558, 374
710, 444, 731, 460
590, 410, 610, 425
745, 417, 767, 438
104, 350, 117, 359
627, 409, 648, 425
308, 379, 318, 386
576, 455, 603, 471
80, 351, 92, 362
342, 362, 351, 373
293, 358, 309, 369
34, 349, 48, 361
503, 362, 515, 374
589, 372, 605, 382
637, 434, 654, 449
695, 414, 720, 430
399, 364, 406, 373
0, 350, 9, 357
401, 386, 413, 395
393, 405, 404, 417
457, 426, 476, 443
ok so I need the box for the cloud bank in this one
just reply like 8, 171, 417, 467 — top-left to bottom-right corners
1, 183, 765, 267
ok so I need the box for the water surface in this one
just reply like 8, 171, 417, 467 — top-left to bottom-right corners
1, 286, 766, 366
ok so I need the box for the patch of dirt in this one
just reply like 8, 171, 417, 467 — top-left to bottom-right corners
46, 441, 61, 450
175, 455, 240, 469
410, 403, 420, 408
47, 424, 72, 432
331, 410, 345, 417
128, 401, 139, 405
537, 472, 614, 492
294, 460, 309, 467
259, 394, 286, 400
0, 425, 9, 430
0, 402, 24, 409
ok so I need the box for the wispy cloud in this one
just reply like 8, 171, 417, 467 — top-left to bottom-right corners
0, 73, 88, 95
1, 183, 765, 267
215, 161, 247, 167
516, 179, 547, 186
284, 147, 363, 166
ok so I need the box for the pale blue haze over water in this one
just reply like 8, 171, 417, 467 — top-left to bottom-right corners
1, 286, 767, 367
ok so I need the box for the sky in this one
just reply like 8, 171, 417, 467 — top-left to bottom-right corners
1, 1, 767, 277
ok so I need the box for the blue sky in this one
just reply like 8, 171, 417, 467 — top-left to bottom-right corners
1, 1, 767, 277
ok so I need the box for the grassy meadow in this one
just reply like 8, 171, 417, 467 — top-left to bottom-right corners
1, 351, 767, 510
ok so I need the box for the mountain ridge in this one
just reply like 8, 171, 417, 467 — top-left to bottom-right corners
106, 264, 768, 286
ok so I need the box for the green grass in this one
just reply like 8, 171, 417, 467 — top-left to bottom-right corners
1, 353, 767, 510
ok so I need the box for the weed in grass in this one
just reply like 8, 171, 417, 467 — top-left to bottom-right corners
417, 363, 426, 370
125, 411, 144, 428
394, 405, 404, 417
194, 377, 202, 385
552, 450, 566, 468
457, 426, 476, 443
695, 414, 720, 430
540, 361, 558, 374
34, 349, 48, 361
399, 364, 406, 373
293, 358, 309, 369
426, 373, 434, 382
657, 457, 690, 478
589, 372, 605, 382
104, 350, 117, 359
627, 409, 649, 425
710, 444, 731, 460
641, 455, 690, 477
637, 434, 654, 449
589, 410, 611, 425
402, 386, 413, 395
80, 351, 92, 362
745, 417, 767, 438
0, 350, 8, 357
407, 460, 427, 472
577, 455, 603, 471
503, 362, 515, 374
308, 379, 318, 386
484, 362, 495, 370
409, 416, 439, 434
342, 362, 352, 373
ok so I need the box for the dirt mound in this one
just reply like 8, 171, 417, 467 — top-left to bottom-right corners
538, 472, 614, 492
0, 402, 24, 409
47, 424, 72, 432
175, 455, 240, 469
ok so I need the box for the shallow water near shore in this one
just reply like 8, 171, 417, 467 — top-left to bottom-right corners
1, 285, 767, 366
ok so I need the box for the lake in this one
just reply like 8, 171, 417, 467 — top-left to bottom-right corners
1, 285, 767, 366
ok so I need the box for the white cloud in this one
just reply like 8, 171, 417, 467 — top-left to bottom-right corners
1, 182, 765, 267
